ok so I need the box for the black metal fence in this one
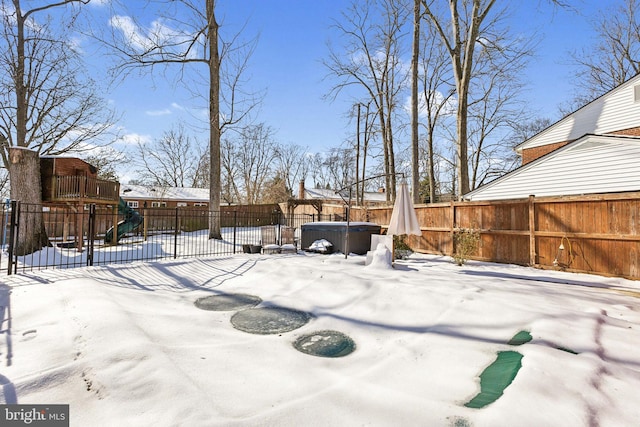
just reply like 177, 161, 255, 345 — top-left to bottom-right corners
1, 201, 339, 275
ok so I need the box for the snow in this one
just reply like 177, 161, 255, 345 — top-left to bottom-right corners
365, 243, 393, 269
1, 250, 640, 426
307, 238, 334, 253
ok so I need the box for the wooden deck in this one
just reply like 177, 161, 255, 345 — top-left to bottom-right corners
43, 175, 120, 204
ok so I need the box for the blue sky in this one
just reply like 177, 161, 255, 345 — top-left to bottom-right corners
81, 0, 609, 179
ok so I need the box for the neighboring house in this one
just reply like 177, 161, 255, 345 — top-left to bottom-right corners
120, 182, 389, 216
120, 184, 209, 208
465, 73, 640, 201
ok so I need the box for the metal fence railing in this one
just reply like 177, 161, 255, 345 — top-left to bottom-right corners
1, 201, 339, 275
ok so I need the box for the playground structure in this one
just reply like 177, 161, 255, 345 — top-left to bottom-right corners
40, 156, 122, 250
104, 197, 144, 243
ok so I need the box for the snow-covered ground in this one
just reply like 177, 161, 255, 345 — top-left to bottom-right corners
1, 250, 639, 426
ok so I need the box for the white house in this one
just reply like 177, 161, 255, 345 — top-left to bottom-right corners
465, 73, 640, 201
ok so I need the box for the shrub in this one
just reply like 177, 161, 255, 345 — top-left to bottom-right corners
453, 228, 480, 266
393, 235, 413, 260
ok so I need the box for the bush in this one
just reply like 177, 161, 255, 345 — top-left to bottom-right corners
393, 235, 413, 260
453, 228, 480, 266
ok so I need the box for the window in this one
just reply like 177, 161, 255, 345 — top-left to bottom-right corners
193, 203, 208, 207
177, 202, 187, 207
151, 201, 167, 208
127, 201, 139, 208
634, 85, 640, 103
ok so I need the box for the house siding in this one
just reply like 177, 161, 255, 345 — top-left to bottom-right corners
517, 75, 640, 152
465, 136, 640, 201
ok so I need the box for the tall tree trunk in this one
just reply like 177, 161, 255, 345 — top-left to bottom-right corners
360, 104, 370, 206
355, 103, 361, 206
450, 0, 471, 198
456, 91, 470, 197
411, 0, 421, 204
385, 108, 396, 201
428, 128, 436, 203
422, 0, 496, 199
9, 2, 48, 255
9, 148, 49, 255
377, 98, 391, 202
14, 0, 27, 149
207, 0, 222, 239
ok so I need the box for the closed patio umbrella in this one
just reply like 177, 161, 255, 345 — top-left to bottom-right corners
387, 182, 421, 236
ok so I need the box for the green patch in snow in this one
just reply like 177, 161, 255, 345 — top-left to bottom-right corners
465, 351, 523, 409
507, 330, 532, 346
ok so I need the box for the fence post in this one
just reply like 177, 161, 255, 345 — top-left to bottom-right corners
143, 203, 148, 241
233, 211, 237, 254
528, 195, 536, 266
87, 204, 96, 267
450, 200, 456, 257
174, 207, 179, 259
6, 200, 17, 275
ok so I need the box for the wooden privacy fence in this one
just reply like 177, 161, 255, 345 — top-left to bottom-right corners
343, 192, 640, 280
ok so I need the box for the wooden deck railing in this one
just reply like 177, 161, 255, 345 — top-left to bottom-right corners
48, 175, 120, 202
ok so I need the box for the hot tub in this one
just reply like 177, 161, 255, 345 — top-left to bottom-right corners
301, 222, 381, 255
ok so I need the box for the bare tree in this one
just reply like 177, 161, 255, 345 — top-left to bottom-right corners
220, 136, 242, 204
0, 165, 8, 200
421, 0, 498, 198
83, 147, 130, 182
503, 116, 552, 168
410, 0, 421, 204
134, 125, 202, 187
325, 147, 357, 191
309, 153, 332, 190
274, 144, 310, 197
571, 0, 640, 105
261, 172, 290, 204
324, 0, 410, 201
224, 124, 277, 204
0, 0, 116, 254
466, 25, 533, 189
417, 12, 456, 203
191, 146, 210, 189
355, 102, 378, 205
105, 0, 261, 238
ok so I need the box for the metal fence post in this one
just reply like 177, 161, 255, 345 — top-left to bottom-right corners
174, 207, 179, 259
233, 210, 237, 254
87, 204, 96, 267
7, 200, 18, 275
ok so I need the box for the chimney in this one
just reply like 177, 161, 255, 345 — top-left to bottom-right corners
378, 187, 385, 193
299, 180, 305, 199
